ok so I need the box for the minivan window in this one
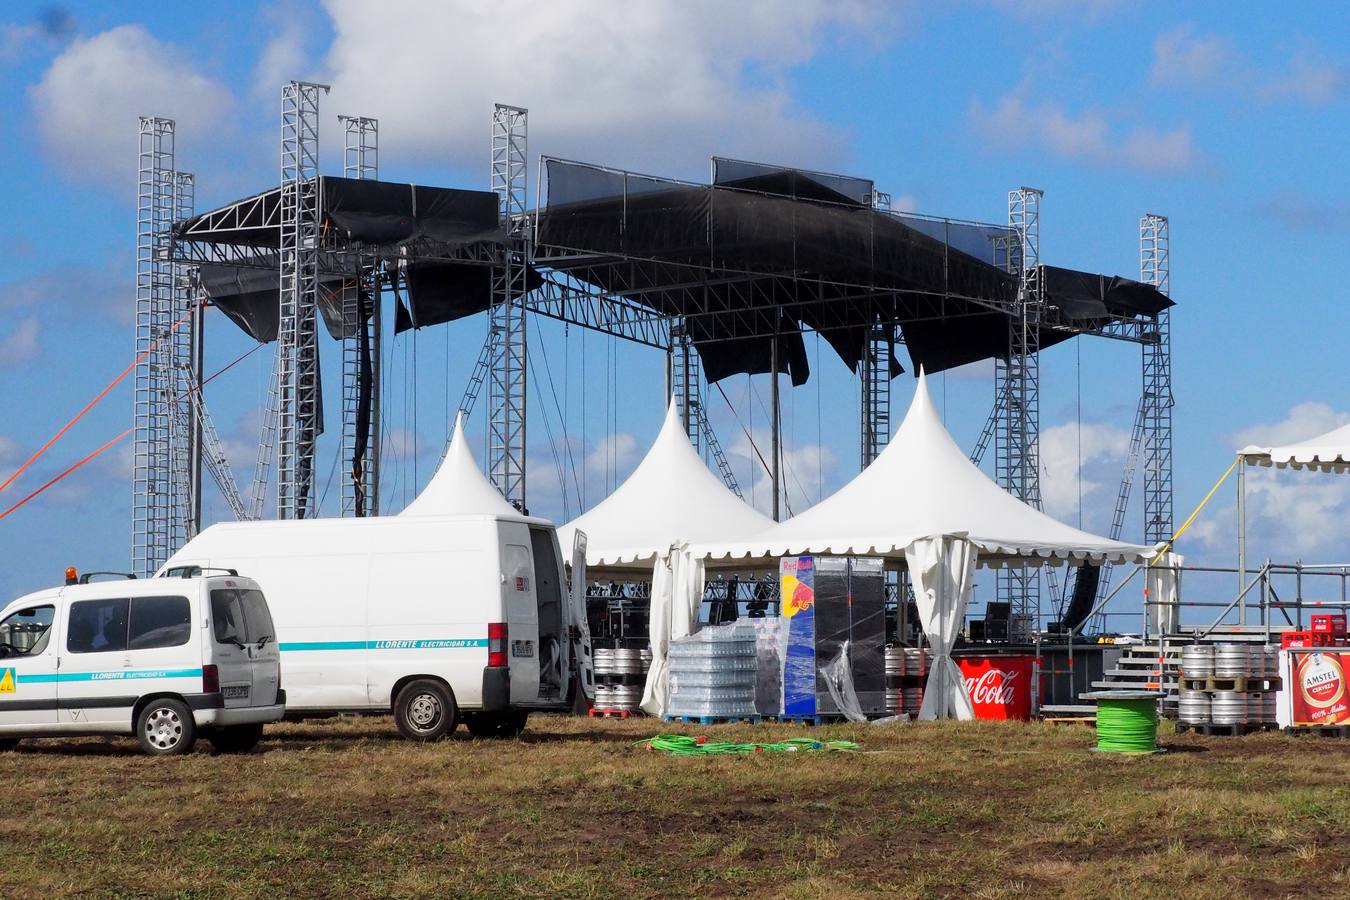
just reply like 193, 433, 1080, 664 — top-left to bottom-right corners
67, 598, 130, 654
0, 605, 55, 658
128, 596, 191, 650
211, 589, 274, 645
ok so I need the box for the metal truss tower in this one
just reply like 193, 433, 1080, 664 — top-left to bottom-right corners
1140, 214, 1173, 546
995, 187, 1045, 637
670, 325, 702, 452
277, 81, 328, 520
489, 104, 529, 509
132, 117, 179, 577
339, 114, 379, 517
168, 171, 199, 545
860, 321, 891, 467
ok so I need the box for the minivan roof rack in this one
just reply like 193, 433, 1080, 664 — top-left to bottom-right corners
179, 567, 239, 578
77, 572, 138, 584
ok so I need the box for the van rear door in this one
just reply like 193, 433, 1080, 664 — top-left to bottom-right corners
207, 587, 256, 707
501, 540, 541, 703
237, 588, 280, 705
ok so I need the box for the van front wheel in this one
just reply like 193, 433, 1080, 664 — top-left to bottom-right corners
0, 738, 19, 752
136, 698, 197, 756
394, 680, 457, 741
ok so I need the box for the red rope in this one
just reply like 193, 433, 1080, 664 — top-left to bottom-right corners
0, 341, 261, 523
0, 299, 205, 495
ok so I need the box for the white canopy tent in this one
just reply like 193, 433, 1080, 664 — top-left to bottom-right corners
683, 371, 1152, 719
557, 401, 773, 567
1234, 419, 1350, 593
1240, 422, 1350, 473
401, 413, 527, 520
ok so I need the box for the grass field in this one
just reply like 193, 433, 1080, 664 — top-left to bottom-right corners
1, 715, 1346, 899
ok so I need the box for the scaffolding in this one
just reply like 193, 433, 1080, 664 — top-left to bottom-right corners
488, 104, 529, 510
995, 188, 1044, 638
860, 321, 891, 467
1140, 214, 1173, 546
338, 114, 379, 516
277, 80, 328, 520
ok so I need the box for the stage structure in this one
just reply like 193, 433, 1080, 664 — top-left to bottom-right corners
137, 82, 1175, 636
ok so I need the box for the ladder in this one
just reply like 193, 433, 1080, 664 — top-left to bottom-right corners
186, 378, 250, 521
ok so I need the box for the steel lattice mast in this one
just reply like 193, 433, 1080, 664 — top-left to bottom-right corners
995, 187, 1044, 639
277, 81, 328, 520
1140, 214, 1173, 547
339, 114, 379, 517
488, 104, 529, 510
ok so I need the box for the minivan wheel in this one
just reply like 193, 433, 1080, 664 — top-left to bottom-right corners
0, 738, 20, 752
466, 711, 529, 739
394, 679, 457, 742
136, 698, 197, 756
207, 723, 264, 754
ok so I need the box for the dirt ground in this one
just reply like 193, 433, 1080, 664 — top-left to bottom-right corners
0, 715, 1346, 898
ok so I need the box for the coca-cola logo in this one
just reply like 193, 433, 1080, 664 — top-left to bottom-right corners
965, 668, 1020, 706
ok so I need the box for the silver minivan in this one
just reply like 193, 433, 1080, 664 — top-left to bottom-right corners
0, 572, 285, 756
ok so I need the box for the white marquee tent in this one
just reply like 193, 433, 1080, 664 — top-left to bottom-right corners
557, 401, 773, 567
1240, 422, 1350, 473
651, 371, 1155, 720
401, 413, 527, 519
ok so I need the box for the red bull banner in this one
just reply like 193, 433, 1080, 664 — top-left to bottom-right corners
958, 656, 1035, 721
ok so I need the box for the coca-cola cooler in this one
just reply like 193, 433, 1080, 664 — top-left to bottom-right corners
957, 654, 1037, 721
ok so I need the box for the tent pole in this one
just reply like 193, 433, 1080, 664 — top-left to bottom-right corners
1237, 458, 1246, 625
770, 315, 781, 522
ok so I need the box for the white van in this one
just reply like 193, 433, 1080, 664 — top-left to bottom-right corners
0, 572, 285, 756
159, 513, 590, 740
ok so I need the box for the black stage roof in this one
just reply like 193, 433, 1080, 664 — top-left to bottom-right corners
178, 163, 1172, 384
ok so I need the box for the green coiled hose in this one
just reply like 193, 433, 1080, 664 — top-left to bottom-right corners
1095, 697, 1159, 753
637, 734, 860, 755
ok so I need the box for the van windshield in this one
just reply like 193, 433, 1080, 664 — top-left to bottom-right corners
210, 589, 275, 645
0, 606, 55, 658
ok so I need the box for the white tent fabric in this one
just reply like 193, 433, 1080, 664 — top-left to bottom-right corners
696, 371, 1151, 567
400, 413, 523, 519
639, 544, 704, 716
558, 402, 773, 567
907, 536, 977, 721
1240, 422, 1350, 473
1145, 551, 1184, 635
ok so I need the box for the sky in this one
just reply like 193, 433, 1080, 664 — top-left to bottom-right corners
1, 1, 1348, 622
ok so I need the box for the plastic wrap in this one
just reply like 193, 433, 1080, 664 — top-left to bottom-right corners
821, 640, 867, 723
667, 623, 759, 718
751, 617, 786, 717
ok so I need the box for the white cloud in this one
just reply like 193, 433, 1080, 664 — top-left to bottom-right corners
0, 261, 127, 322
1151, 26, 1345, 106
986, 0, 1123, 22
585, 432, 638, 480
0, 317, 39, 368
318, 0, 896, 177
1233, 401, 1350, 450
726, 425, 836, 517
1038, 421, 1130, 528
30, 25, 234, 186
970, 92, 1200, 174
251, 4, 312, 100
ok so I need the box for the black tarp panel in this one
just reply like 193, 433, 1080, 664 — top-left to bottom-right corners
394, 262, 546, 334
200, 263, 280, 342
1042, 265, 1173, 319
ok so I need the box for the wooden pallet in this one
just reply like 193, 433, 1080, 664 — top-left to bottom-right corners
588, 707, 638, 719
1175, 721, 1276, 737
1043, 716, 1096, 726
771, 714, 847, 726
1282, 724, 1350, 738
662, 714, 762, 725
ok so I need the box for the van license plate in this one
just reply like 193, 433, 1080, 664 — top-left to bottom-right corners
223, 685, 249, 700
511, 640, 534, 659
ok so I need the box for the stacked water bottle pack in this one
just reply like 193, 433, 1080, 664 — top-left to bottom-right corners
666, 624, 759, 722
592, 645, 652, 716
884, 645, 932, 718
1177, 643, 1280, 733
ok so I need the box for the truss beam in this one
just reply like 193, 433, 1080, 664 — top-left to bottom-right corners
339, 114, 379, 517
488, 104, 529, 509
1140, 214, 1173, 546
276, 80, 328, 520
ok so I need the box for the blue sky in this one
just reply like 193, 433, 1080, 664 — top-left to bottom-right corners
1, 1, 1347, 618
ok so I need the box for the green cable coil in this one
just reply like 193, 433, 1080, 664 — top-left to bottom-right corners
637, 734, 860, 756
1094, 698, 1159, 753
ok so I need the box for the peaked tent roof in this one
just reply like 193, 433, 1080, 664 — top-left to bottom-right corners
557, 402, 774, 566
1240, 422, 1350, 473
697, 371, 1151, 567
401, 414, 526, 519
